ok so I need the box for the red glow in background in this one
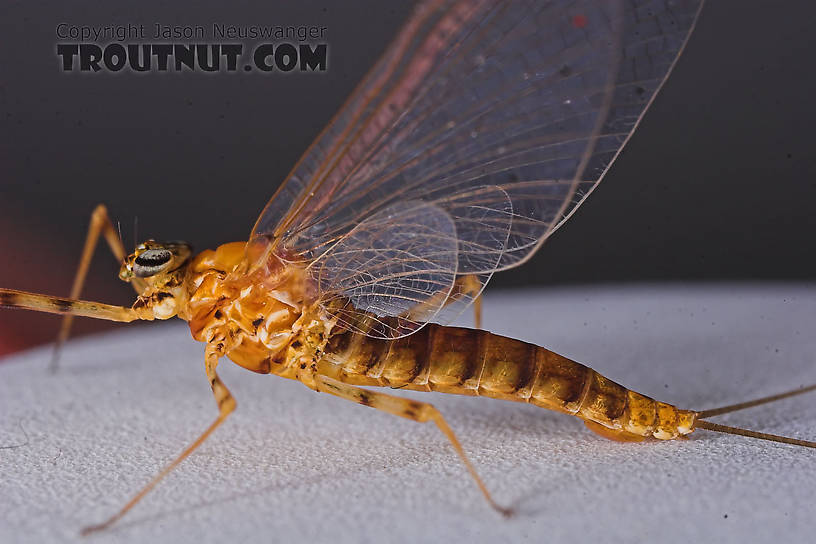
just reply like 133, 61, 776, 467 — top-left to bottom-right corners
0, 208, 127, 357
2, 1, 816, 361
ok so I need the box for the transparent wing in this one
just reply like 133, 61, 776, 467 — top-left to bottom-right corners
316, 190, 513, 338
428, 185, 513, 325
251, 0, 703, 328
316, 200, 458, 339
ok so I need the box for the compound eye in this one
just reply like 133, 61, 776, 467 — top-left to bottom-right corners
133, 248, 172, 278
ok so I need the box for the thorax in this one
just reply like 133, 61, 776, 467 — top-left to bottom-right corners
183, 241, 328, 377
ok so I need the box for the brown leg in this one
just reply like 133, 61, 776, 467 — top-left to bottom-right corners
457, 274, 483, 329
313, 374, 510, 516
51, 204, 146, 371
0, 288, 145, 322
404, 275, 484, 327
80, 347, 236, 535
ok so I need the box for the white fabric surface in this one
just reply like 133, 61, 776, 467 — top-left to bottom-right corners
2, 284, 815, 544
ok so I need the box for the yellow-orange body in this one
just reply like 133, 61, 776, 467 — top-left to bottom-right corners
183, 242, 697, 442
7, 232, 813, 536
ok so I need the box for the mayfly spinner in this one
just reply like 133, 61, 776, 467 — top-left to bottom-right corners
2, 0, 813, 535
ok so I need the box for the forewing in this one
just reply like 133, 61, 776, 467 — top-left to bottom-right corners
252, 0, 703, 274
251, 0, 703, 333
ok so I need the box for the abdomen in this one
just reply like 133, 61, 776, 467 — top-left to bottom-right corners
319, 324, 696, 440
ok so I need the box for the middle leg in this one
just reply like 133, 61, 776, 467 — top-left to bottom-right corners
81, 346, 236, 534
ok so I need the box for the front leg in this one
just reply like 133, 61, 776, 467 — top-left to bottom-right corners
312, 374, 510, 516
52, 204, 148, 370
81, 345, 236, 535
0, 289, 148, 322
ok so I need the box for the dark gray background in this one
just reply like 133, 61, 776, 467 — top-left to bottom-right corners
0, 1, 814, 349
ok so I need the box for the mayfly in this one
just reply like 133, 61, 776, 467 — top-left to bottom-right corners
2, 0, 814, 535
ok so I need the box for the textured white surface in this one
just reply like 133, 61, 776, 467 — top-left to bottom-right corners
2, 284, 816, 544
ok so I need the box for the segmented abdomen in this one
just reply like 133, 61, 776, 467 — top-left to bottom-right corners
320, 324, 696, 440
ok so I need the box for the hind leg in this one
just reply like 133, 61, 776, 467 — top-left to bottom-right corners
458, 274, 483, 329
312, 374, 510, 515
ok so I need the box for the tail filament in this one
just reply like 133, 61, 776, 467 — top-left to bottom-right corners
696, 384, 816, 449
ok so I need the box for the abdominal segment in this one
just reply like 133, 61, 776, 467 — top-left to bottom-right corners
320, 324, 697, 441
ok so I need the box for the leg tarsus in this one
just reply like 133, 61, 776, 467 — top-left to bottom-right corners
314, 374, 510, 516
425, 404, 510, 516
80, 348, 235, 535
